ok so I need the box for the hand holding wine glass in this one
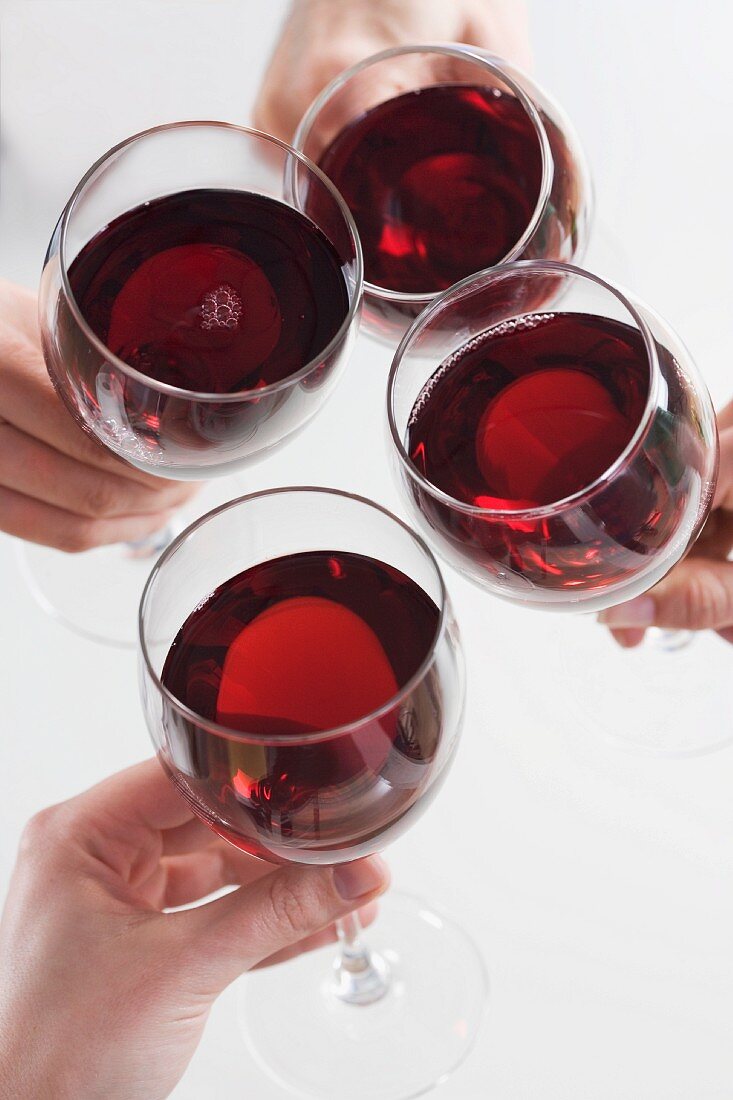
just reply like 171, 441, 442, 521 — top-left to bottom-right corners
0, 280, 196, 551
253, 0, 533, 142
600, 399, 733, 647
24, 121, 361, 646
0, 759, 388, 1100
288, 25, 590, 341
387, 260, 726, 756
140, 488, 485, 1100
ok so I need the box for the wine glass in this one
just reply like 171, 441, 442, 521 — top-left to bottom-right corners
138, 487, 487, 1100
387, 260, 725, 756
20, 121, 362, 647
294, 43, 593, 344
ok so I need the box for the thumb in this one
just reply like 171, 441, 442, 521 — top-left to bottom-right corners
599, 558, 733, 634
170, 855, 389, 992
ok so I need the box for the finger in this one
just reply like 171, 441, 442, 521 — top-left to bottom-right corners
675, 425, 733, 558
254, 23, 435, 149
159, 846, 273, 909
716, 399, 733, 432
77, 759, 197, 834
713, 425, 733, 512
161, 817, 223, 857
300, 56, 438, 155
171, 856, 390, 990
0, 422, 194, 518
254, 900, 379, 969
0, 280, 38, 342
717, 627, 733, 645
599, 558, 733, 633
0, 330, 186, 491
693, 509, 733, 560
0, 483, 175, 552
464, 0, 534, 72
607, 627, 647, 649
254, 45, 379, 147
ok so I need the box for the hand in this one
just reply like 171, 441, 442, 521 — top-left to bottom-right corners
0, 759, 388, 1100
254, 0, 532, 143
600, 400, 733, 645
0, 280, 197, 551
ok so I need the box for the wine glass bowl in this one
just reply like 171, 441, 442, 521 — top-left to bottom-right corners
139, 489, 487, 1100
294, 44, 593, 343
139, 488, 464, 865
388, 261, 718, 613
39, 122, 363, 480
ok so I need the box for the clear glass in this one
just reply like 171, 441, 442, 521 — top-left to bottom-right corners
41, 121, 362, 476
25, 122, 362, 646
294, 44, 593, 344
138, 487, 487, 1099
388, 261, 724, 755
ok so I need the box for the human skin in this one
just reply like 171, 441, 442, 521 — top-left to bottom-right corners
0, 280, 197, 551
0, 759, 388, 1100
600, 400, 733, 645
253, 0, 533, 142
0, 2, 531, 552
255, 2, 733, 645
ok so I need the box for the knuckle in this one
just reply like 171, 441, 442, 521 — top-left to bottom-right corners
267, 874, 322, 938
314, 45, 359, 77
679, 570, 733, 629
300, 48, 360, 101
81, 478, 121, 519
20, 803, 72, 855
290, 48, 358, 109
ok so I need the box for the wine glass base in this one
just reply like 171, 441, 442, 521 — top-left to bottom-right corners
237, 891, 489, 1100
16, 476, 246, 648
561, 618, 733, 758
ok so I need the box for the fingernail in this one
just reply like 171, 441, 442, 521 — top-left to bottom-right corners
598, 596, 655, 628
334, 856, 389, 901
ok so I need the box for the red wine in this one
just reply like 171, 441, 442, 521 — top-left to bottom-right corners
52, 188, 353, 474
68, 189, 349, 393
160, 551, 443, 862
318, 84, 543, 295
410, 313, 649, 509
405, 312, 691, 593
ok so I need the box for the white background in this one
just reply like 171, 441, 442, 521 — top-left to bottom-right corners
1, 2, 732, 1097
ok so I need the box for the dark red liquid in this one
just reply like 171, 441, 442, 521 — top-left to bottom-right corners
409, 313, 648, 509
160, 551, 444, 862
318, 85, 542, 295
68, 189, 349, 393
405, 312, 692, 593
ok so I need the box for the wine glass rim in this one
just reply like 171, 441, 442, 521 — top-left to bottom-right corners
387, 259, 662, 519
138, 485, 451, 745
56, 119, 364, 403
292, 42, 554, 303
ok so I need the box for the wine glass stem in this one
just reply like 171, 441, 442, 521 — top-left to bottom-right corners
645, 627, 695, 652
123, 521, 178, 561
331, 909, 391, 1006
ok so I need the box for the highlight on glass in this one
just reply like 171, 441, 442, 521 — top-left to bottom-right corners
41, 121, 362, 478
294, 43, 593, 343
23, 121, 362, 646
387, 260, 722, 755
138, 487, 487, 1100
